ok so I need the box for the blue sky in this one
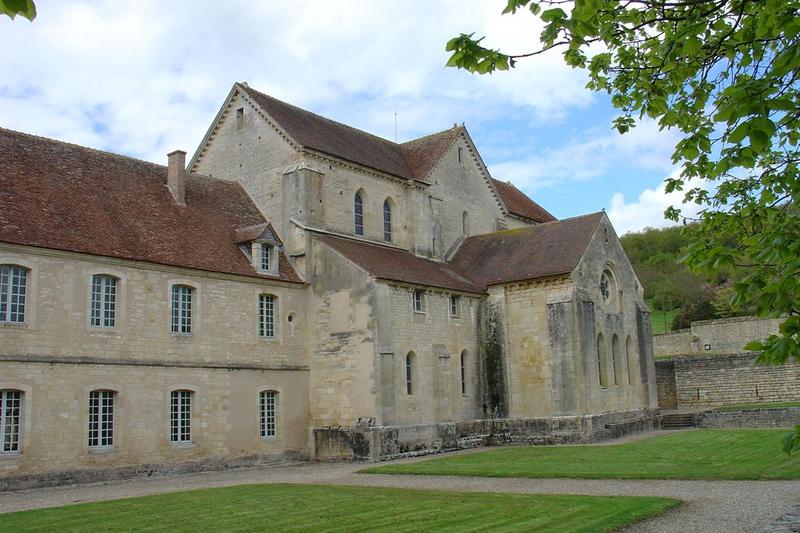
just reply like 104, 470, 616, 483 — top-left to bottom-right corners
0, 1, 698, 234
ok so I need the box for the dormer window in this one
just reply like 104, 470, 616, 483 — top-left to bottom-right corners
260, 243, 272, 272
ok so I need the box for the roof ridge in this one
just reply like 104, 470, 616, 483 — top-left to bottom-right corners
240, 84, 404, 148
0, 127, 167, 172
401, 126, 463, 147
466, 211, 604, 239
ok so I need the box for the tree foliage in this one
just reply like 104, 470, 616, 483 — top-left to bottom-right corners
447, 0, 800, 367
0, 0, 35, 21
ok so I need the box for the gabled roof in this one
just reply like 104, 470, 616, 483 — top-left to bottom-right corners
449, 212, 605, 287
400, 127, 463, 181
240, 84, 418, 181
491, 179, 557, 223
0, 128, 303, 283
316, 234, 484, 294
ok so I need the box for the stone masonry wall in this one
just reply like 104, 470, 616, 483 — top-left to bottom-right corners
696, 407, 800, 428
655, 354, 800, 409
653, 316, 783, 356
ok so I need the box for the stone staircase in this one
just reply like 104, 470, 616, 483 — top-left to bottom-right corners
660, 412, 696, 430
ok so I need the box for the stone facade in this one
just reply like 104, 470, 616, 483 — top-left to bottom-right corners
1, 83, 658, 484
653, 316, 783, 356
656, 353, 800, 409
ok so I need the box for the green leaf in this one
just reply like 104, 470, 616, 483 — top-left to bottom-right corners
0, 0, 36, 20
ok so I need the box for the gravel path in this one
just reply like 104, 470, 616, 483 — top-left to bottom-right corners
1, 439, 798, 532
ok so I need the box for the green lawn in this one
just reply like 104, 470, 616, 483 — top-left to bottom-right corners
714, 401, 800, 411
648, 302, 679, 334
362, 430, 800, 480
0, 484, 678, 533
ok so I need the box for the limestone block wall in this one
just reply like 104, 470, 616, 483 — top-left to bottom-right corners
425, 134, 518, 257
571, 216, 657, 412
375, 283, 481, 427
309, 241, 379, 427
0, 361, 308, 481
0, 245, 308, 369
655, 360, 678, 409
652, 316, 783, 356
655, 354, 800, 408
194, 91, 298, 237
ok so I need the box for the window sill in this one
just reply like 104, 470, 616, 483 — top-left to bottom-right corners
170, 333, 194, 339
170, 442, 195, 449
0, 322, 28, 330
88, 328, 121, 336
88, 446, 116, 455
259, 336, 279, 343
413, 310, 426, 315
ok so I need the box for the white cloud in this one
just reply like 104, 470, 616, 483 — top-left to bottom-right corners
487, 118, 680, 191
606, 170, 708, 235
0, 0, 597, 164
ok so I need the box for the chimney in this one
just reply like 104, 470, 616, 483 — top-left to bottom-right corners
167, 150, 187, 206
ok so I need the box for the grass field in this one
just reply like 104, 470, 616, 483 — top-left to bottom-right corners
649, 303, 679, 334
362, 430, 800, 480
0, 484, 678, 533
714, 401, 800, 411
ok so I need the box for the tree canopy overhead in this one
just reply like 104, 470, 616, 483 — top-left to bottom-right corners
447, 0, 799, 365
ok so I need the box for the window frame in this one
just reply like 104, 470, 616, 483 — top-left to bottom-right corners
259, 390, 278, 438
383, 199, 392, 242
449, 295, 461, 318
259, 294, 277, 339
170, 284, 193, 335
88, 389, 116, 449
260, 243, 272, 273
354, 191, 364, 236
405, 353, 414, 395
0, 264, 28, 324
460, 351, 468, 395
90, 274, 118, 328
0, 389, 22, 454
169, 390, 193, 444
412, 289, 425, 314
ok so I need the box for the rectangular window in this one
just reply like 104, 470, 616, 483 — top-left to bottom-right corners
259, 294, 275, 338
171, 285, 192, 334
88, 390, 115, 448
457, 146, 463, 163
0, 390, 21, 453
170, 390, 192, 443
0, 265, 28, 323
235, 107, 244, 130
90, 275, 117, 328
412, 290, 425, 313
449, 295, 461, 318
260, 390, 277, 437
260, 243, 271, 272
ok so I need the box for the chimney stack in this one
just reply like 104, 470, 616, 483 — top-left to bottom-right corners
167, 150, 187, 206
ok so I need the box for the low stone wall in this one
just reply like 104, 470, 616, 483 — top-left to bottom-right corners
696, 407, 800, 429
313, 409, 658, 461
653, 316, 783, 357
656, 354, 800, 409
0, 450, 305, 492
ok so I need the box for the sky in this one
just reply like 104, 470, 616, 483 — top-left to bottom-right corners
0, 0, 701, 235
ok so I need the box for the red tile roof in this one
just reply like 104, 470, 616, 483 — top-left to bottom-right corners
492, 179, 557, 223
449, 212, 605, 287
241, 85, 418, 181
400, 127, 463, 181
0, 128, 303, 283
315, 234, 484, 294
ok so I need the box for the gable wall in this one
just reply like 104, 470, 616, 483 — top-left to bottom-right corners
572, 217, 657, 410
194, 92, 299, 237
425, 136, 521, 258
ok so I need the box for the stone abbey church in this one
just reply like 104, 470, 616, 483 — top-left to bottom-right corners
0, 82, 657, 486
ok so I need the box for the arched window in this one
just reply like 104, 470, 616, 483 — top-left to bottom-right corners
88, 389, 116, 448
260, 390, 278, 437
462, 211, 469, 236
626, 335, 636, 384
354, 191, 364, 236
0, 389, 22, 452
91, 274, 118, 328
460, 350, 468, 395
0, 264, 29, 323
597, 333, 608, 388
405, 352, 415, 395
170, 389, 193, 443
383, 199, 392, 242
612, 334, 621, 386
